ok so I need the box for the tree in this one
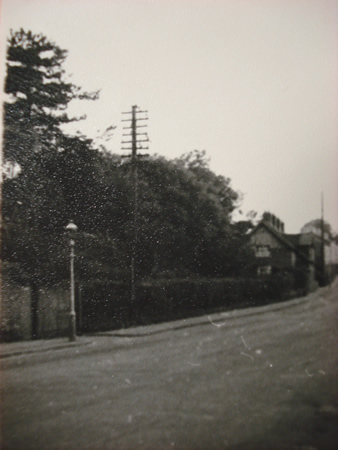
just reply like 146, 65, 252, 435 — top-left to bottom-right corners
2, 32, 250, 284
2, 29, 100, 285
301, 219, 333, 239
130, 151, 242, 278
3, 29, 99, 170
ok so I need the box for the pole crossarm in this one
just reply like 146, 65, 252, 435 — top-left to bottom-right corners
123, 125, 148, 130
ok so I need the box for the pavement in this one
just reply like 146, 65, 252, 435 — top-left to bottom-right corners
1, 283, 330, 359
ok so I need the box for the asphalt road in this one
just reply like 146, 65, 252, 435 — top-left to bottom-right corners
1, 283, 337, 449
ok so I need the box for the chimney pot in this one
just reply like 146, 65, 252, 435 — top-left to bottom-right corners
272, 215, 276, 228
276, 218, 280, 231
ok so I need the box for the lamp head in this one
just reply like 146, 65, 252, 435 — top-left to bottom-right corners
65, 221, 78, 232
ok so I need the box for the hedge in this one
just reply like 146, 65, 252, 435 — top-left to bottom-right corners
79, 274, 299, 332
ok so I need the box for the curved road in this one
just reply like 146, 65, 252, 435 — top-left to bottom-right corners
1, 282, 337, 449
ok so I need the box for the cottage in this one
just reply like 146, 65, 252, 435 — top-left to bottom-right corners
249, 212, 317, 291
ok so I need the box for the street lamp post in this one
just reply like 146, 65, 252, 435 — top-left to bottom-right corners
65, 221, 78, 341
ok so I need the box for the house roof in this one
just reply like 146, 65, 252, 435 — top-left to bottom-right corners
250, 221, 296, 250
286, 232, 330, 247
284, 234, 300, 246
250, 221, 313, 264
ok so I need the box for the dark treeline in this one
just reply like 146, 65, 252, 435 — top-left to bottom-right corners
2, 30, 254, 287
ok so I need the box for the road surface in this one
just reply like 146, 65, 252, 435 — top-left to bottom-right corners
1, 282, 337, 449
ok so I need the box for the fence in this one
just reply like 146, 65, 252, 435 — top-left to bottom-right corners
1, 269, 318, 341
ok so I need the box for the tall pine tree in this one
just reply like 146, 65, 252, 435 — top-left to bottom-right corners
2, 30, 100, 284
4, 29, 99, 170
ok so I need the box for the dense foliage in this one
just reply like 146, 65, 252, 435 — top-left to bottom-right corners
2, 30, 253, 286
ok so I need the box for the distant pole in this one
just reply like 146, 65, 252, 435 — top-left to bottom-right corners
320, 193, 325, 285
121, 106, 149, 303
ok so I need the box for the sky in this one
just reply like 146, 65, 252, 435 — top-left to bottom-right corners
1, 0, 337, 233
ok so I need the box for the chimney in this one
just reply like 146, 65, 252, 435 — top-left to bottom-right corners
271, 214, 276, 228
263, 212, 271, 223
263, 211, 285, 233
276, 217, 280, 232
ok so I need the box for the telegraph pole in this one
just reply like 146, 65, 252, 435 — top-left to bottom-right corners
320, 192, 325, 285
121, 106, 149, 303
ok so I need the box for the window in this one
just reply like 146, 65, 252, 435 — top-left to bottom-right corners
255, 246, 270, 257
257, 265, 272, 276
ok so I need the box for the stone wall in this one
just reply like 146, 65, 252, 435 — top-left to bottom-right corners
1, 279, 32, 341
1, 271, 70, 341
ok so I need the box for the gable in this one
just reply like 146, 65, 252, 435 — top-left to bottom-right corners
250, 226, 282, 249
250, 224, 291, 250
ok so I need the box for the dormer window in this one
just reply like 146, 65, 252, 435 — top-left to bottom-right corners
256, 245, 270, 257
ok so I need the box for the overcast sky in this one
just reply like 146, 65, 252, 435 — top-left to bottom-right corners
1, 0, 337, 233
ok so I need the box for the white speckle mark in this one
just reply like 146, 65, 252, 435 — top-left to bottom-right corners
187, 362, 200, 367
208, 316, 226, 327
241, 352, 254, 361
241, 335, 251, 350
255, 349, 262, 355
125, 378, 131, 384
